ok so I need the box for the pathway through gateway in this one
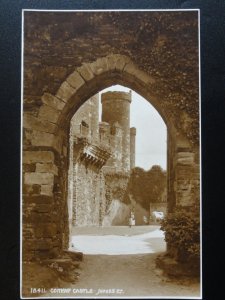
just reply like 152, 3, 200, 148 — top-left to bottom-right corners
44, 226, 200, 298
70, 225, 165, 255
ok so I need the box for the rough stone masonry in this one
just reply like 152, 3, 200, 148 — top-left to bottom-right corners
68, 91, 136, 230
22, 11, 200, 261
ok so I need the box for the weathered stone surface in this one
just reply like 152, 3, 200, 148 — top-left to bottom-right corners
38, 105, 60, 123
177, 152, 195, 165
23, 163, 36, 173
64, 250, 83, 261
24, 172, 54, 185
23, 128, 33, 146
36, 163, 58, 175
69, 92, 133, 227
32, 239, 53, 250
24, 11, 199, 145
23, 194, 53, 204
102, 199, 130, 226
66, 71, 85, 90
41, 185, 53, 196
23, 151, 54, 164
114, 54, 131, 71
23, 184, 41, 195
106, 54, 120, 70
62, 146, 67, 157
23, 114, 57, 134
77, 63, 94, 82
53, 132, 64, 154
31, 131, 55, 147
101, 91, 131, 172
90, 57, 108, 75
42, 92, 66, 109
23, 211, 52, 224
56, 81, 76, 102
22, 11, 200, 261
35, 224, 57, 238
33, 204, 52, 213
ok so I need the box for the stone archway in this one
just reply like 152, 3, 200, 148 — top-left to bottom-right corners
23, 54, 199, 261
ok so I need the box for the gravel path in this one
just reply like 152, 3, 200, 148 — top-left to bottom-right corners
44, 226, 200, 298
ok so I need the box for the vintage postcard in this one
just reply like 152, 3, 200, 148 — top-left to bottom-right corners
21, 9, 201, 299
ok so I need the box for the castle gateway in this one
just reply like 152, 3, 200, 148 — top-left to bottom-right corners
22, 11, 200, 261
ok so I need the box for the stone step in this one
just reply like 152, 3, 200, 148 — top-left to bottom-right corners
64, 250, 83, 261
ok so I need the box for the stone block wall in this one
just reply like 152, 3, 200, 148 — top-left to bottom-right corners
22, 11, 199, 261
72, 162, 103, 226
23, 149, 68, 260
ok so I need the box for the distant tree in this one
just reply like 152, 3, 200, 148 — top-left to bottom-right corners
124, 165, 167, 210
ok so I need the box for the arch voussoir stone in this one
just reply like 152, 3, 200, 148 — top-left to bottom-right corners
77, 63, 94, 82
66, 71, 85, 90
89, 56, 109, 75
106, 54, 131, 71
42, 93, 66, 110
56, 81, 77, 103
115, 55, 131, 71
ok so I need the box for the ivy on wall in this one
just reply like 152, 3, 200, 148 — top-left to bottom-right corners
161, 205, 200, 262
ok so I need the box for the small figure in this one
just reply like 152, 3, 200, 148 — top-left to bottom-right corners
129, 211, 135, 227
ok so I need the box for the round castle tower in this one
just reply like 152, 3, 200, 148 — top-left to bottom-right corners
101, 91, 132, 172
130, 127, 136, 169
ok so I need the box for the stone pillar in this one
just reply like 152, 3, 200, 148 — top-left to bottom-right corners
167, 131, 200, 211
167, 131, 176, 213
175, 149, 200, 207
101, 91, 132, 172
130, 127, 136, 170
23, 148, 65, 261
67, 125, 74, 246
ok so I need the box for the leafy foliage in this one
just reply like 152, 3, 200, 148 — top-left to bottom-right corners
124, 166, 166, 210
160, 206, 200, 262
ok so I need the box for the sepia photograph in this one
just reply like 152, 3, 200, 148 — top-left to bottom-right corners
21, 9, 201, 298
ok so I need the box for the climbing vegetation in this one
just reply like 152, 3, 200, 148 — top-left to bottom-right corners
160, 206, 200, 262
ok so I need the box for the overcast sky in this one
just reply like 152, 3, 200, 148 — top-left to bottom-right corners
99, 85, 167, 171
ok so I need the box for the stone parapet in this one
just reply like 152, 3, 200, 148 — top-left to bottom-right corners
101, 91, 132, 104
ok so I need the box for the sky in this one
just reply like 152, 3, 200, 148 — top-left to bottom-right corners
99, 85, 167, 171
